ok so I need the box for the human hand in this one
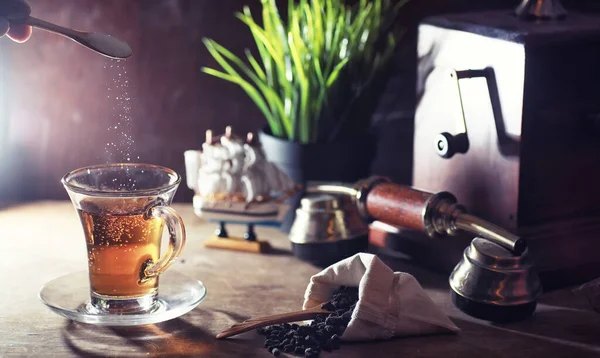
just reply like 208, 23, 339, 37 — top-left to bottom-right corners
0, 0, 32, 43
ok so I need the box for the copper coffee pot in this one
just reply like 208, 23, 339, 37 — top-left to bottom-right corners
308, 177, 542, 323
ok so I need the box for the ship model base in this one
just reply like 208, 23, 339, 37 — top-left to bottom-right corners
202, 219, 272, 254
204, 236, 272, 254
193, 195, 289, 224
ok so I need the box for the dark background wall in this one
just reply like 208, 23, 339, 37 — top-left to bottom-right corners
0, 0, 596, 203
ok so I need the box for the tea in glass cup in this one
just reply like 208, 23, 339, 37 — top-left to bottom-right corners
62, 163, 186, 314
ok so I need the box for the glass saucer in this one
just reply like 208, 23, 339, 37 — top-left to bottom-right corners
39, 270, 207, 326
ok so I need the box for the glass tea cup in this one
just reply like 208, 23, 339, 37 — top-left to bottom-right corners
62, 163, 186, 314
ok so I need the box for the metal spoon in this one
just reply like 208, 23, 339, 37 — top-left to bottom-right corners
17, 16, 132, 59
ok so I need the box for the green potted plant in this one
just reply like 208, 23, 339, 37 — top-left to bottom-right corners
202, 0, 406, 176
202, 0, 406, 229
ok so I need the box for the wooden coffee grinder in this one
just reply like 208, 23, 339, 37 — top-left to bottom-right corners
380, 0, 600, 288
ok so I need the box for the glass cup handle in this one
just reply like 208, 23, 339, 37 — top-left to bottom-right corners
140, 205, 186, 282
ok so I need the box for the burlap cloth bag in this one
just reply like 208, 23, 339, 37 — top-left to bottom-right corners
302, 253, 460, 341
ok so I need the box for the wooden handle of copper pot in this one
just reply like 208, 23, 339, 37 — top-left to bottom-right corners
357, 178, 526, 254
364, 182, 434, 232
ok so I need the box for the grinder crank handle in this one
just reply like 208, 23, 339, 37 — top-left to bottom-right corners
308, 177, 526, 255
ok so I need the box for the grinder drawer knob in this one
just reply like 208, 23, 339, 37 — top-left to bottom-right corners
435, 132, 469, 159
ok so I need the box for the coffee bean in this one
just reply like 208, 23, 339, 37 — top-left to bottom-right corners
325, 316, 341, 325
259, 286, 358, 357
305, 347, 319, 358
271, 347, 281, 356
316, 334, 328, 343
328, 337, 341, 350
322, 301, 335, 311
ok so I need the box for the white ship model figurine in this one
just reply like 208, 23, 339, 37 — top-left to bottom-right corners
184, 126, 299, 223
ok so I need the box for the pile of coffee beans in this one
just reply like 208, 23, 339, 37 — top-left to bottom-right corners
257, 286, 359, 357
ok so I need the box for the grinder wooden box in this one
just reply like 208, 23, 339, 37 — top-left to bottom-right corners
398, 10, 600, 287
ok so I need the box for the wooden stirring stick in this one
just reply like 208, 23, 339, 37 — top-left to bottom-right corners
216, 303, 333, 339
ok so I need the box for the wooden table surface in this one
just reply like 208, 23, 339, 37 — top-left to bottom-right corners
2, 201, 600, 357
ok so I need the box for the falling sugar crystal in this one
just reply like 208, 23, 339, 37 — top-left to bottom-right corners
102, 59, 140, 165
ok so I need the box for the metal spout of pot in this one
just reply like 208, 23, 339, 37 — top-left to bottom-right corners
515, 0, 567, 20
